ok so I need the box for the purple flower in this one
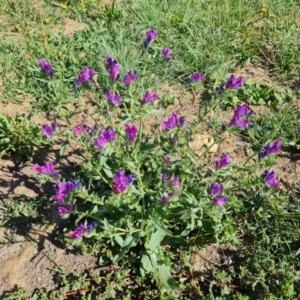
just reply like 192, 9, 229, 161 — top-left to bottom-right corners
142, 91, 158, 105
109, 63, 120, 81
170, 176, 180, 187
52, 193, 66, 204
107, 90, 121, 107
106, 56, 117, 68
57, 181, 76, 194
144, 29, 157, 48
79, 66, 94, 83
42, 123, 56, 138
234, 103, 249, 117
229, 116, 249, 129
53, 180, 79, 204
125, 124, 138, 142
178, 117, 185, 127
68, 221, 96, 239
259, 140, 282, 159
190, 73, 204, 82
38, 58, 53, 78
94, 129, 116, 151
112, 170, 136, 194
34, 161, 58, 177
104, 129, 116, 142
86, 221, 97, 233
210, 183, 223, 196
73, 124, 85, 135
162, 47, 171, 61
265, 170, 280, 189
171, 134, 179, 143
73, 66, 94, 89
215, 153, 230, 169
68, 230, 84, 239
229, 103, 253, 129
226, 74, 245, 89
58, 204, 74, 216
162, 174, 168, 182
73, 124, 94, 136
94, 138, 107, 151
165, 156, 171, 164
162, 196, 170, 204
214, 195, 228, 207
161, 112, 178, 130
124, 71, 137, 86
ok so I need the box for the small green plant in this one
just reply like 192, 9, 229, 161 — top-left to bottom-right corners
0, 113, 53, 164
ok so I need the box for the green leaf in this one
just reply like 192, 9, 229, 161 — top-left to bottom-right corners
60, 140, 69, 156
158, 264, 178, 290
112, 233, 138, 263
140, 253, 154, 275
152, 218, 172, 236
145, 230, 165, 251
114, 235, 124, 247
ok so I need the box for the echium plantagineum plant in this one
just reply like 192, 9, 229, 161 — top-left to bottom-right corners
34, 29, 284, 280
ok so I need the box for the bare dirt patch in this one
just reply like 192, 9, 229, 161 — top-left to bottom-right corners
63, 18, 85, 37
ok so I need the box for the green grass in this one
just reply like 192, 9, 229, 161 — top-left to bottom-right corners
0, 0, 300, 299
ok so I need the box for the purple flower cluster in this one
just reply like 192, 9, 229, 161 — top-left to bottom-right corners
106, 56, 120, 81
262, 170, 280, 189
107, 90, 121, 107
161, 112, 185, 131
73, 66, 94, 90
142, 91, 158, 105
68, 222, 97, 239
144, 29, 157, 49
94, 129, 116, 151
229, 103, 253, 129
52, 180, 80, 204
161, 174, 181, 203
42, 123, 56, 138
124, 70, 137, 86
226, 74, 245, 89
210, 183, 228, 208
112, 170, 136, 194
215, 153, 230, 169
259, 140, 282, 159
125, 124, 139, 142
38, 59, 53, 78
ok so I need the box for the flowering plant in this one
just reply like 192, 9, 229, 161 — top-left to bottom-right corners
33, 30, 284, 281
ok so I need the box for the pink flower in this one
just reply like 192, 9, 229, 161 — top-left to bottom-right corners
125, 124, 138, 142
170, 176, 180, 187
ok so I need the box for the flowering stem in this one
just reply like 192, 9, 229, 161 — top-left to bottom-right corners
243, 152, 257, 166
